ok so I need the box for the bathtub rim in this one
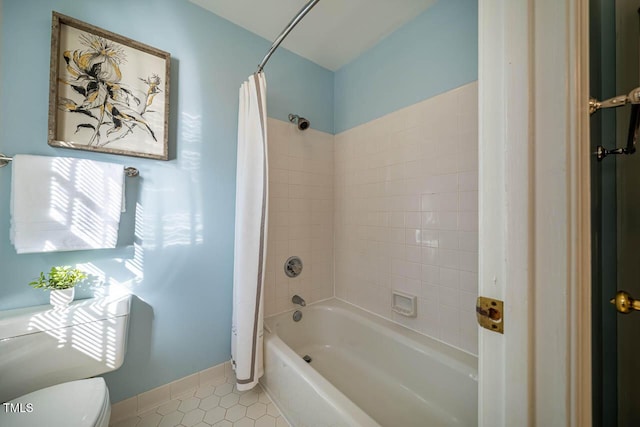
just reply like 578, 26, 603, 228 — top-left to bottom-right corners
264, 297, 478, 381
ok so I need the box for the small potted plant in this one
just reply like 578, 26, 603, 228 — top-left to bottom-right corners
29, 266, 87, 308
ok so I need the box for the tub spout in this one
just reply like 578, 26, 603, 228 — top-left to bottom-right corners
292, 295, 306, 307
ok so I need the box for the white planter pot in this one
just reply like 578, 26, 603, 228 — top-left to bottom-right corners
50, 288, 75, 308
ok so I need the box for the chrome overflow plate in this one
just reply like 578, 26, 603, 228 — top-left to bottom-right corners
284, 256, 303, 278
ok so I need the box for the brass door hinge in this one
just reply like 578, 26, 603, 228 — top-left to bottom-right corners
476, 296, 504, 334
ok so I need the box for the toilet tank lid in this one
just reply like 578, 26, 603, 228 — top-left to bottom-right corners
0, 294, 132, 340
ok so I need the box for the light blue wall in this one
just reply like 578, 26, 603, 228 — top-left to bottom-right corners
0, 0, 332, 402
333, 0, 478, 133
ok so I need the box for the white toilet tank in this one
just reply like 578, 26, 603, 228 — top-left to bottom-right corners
0, 294, 132, 403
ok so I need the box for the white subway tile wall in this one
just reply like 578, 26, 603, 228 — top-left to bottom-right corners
334, 82, 479, 355
264, 118, 335, 316
264, 83, 478, 354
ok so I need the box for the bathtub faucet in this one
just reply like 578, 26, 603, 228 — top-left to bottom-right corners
292, 295, 306, 307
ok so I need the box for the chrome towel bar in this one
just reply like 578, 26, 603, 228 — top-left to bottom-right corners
0, 153, 139, 177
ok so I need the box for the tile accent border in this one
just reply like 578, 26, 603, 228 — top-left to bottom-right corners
109, 360, 233, 423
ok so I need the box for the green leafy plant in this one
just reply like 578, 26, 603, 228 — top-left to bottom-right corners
28, 266, 87, 290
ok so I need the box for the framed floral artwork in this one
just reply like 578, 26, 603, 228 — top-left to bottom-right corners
48, 12, 170, 160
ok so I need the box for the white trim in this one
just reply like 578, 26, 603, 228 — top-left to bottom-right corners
478, 0, 532, 424
532, 0, 591, 425
478, 0, 591, 425
568, 0, 592, 424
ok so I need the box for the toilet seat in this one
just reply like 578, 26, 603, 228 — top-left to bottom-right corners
0, 377, 110, 427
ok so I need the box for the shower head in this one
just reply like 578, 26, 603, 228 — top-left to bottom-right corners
288, 114, 310, 131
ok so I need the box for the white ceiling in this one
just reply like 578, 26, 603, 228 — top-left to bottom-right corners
189, 0, 436, 71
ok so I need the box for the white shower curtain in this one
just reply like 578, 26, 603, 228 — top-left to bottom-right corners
231, 72, 269, 391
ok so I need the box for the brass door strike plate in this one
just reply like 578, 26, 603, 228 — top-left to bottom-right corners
476, 296, 504, 334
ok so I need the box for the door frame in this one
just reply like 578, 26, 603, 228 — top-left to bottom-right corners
478, 0, 591, 425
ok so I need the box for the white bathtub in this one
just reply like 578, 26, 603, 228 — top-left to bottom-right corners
260, 299, 478, 427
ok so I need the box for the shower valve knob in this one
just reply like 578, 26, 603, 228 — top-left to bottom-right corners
284, 256, 303, 278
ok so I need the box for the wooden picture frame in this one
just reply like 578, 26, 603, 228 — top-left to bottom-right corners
48, 12, 170, 160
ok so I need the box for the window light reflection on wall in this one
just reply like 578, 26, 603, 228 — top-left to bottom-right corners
27, 303, 118, 369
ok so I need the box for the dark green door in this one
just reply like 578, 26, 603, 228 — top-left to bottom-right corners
615, 3, 640, 426
590, 0, 617, 426
591, 2, 640, 426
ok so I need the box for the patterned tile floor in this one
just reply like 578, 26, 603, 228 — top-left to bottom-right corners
111, 376, 289, 427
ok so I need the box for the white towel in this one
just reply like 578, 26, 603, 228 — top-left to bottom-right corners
10, 155, 124, 254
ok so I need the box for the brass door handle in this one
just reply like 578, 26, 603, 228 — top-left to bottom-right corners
610, 290, 640, 314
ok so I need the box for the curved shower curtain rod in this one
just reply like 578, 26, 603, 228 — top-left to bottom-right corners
256, 0, 321, 73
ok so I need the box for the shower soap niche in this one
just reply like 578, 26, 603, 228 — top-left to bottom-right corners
391, 290, 417, 317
